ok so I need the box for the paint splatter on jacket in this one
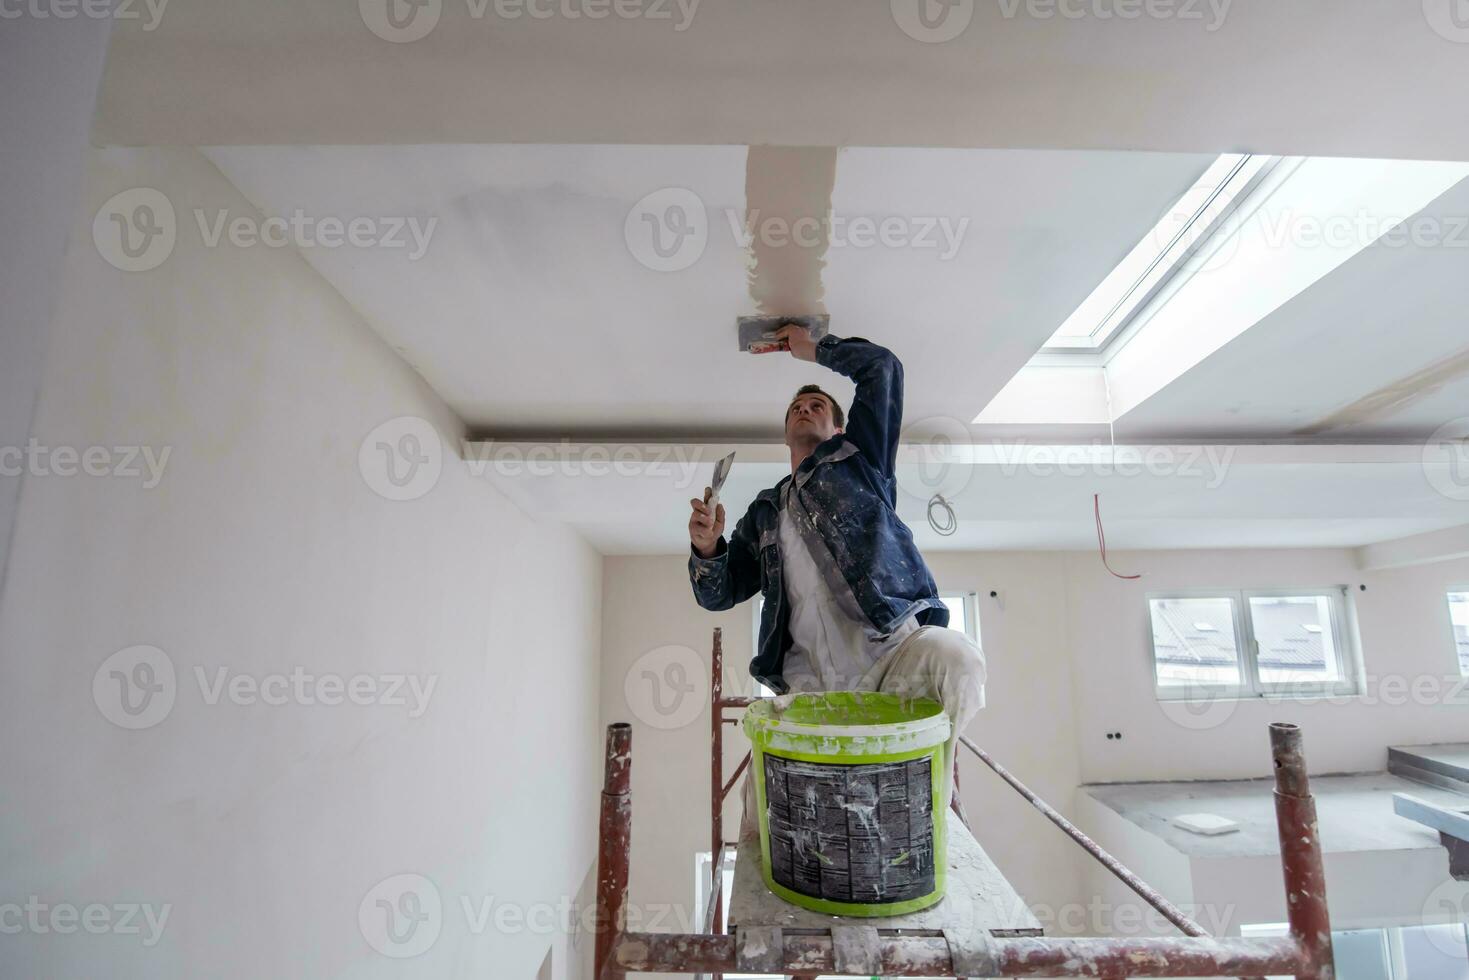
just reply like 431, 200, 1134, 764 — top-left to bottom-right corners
688, 335, 948, 692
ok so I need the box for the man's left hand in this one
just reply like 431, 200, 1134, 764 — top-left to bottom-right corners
772, 323, 818, 362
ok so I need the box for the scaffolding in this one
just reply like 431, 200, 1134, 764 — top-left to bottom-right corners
594, 627, 1337, 979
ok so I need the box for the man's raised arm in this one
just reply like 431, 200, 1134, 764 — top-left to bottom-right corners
773, 325, 903, 479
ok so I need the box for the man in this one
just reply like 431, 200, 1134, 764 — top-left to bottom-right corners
687, 324, 986, 827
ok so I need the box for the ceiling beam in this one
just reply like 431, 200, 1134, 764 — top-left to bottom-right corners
1355, 524, 1469, 571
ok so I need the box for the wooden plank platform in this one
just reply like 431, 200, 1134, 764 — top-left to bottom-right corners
728, 817, 1043, 937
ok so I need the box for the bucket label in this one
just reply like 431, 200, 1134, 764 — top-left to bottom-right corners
763, 754, 935, 904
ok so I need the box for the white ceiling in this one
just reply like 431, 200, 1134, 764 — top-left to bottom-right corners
99, 0, 1469, 160
1119, 176, 1469, 441
198, 143, 1469, 555
205, 144, 1211, 435
97, 2, 1469, 555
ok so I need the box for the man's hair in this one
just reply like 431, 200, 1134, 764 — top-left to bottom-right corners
785, 384, 845, 430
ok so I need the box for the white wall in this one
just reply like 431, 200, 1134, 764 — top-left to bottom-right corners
600, 546, 1469, 946
1064, 549, 1469, 783
0, 146, 602, 980
0, 12, 113, 602
599, 556, 755, 980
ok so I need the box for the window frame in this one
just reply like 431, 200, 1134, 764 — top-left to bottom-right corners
1148, 587, 1361, 702
1447, 588, 1469, 678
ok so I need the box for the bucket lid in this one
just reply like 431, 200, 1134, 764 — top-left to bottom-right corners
743, 692, 950, 758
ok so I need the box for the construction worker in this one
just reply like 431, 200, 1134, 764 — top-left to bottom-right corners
687, 324, 986, 830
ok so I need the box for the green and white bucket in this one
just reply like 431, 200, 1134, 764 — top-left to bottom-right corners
742, 692, 950, 917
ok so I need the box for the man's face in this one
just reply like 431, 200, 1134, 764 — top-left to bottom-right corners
785, 392, 842, 447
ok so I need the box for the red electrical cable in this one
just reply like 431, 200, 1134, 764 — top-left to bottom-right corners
1094, 492, 1141, 580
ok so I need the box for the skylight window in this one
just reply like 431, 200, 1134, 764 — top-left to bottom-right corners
1043, 153, 1277, 353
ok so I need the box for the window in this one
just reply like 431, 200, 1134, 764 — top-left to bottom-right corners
1149, 589, 1359, 700
1242, 921, 1469, 980
1449, 592, 1469, 676
1042, 153, 1278, 353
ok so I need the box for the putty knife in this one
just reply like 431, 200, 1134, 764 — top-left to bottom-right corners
708, 451, 735, 511
737, 315, 830, 354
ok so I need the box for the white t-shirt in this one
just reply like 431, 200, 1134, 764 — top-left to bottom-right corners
777, 485, 917, 693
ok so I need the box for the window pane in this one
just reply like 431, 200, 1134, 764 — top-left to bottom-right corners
1399, 922, 1469, 980
1450, 592, 1469, 677
1332, 928, 1390, 980
940, 594, 968, 638
1250, 595, 1341, 686
1150, 597, 1242, 688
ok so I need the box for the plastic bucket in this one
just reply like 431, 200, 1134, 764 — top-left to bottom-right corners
742, 691, 950, 917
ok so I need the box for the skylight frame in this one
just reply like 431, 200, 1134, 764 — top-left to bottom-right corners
1043, 153, 1281, 357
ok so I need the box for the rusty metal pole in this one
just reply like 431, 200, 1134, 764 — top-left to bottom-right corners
595, 723, 632, 980
709, 627, 725, 946
959, 734, 1208, 938
1270, 723, 1335, 980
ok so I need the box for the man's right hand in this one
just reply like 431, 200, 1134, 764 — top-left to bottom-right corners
689, 487, 726, 558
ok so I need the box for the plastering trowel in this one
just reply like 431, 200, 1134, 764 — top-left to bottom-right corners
737, 315, 830, 354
